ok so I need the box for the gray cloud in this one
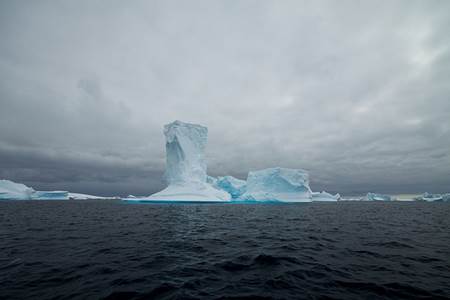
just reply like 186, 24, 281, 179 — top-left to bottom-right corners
1, 0, 449, 195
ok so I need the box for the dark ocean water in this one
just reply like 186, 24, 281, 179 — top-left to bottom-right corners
0, 201, 449, 300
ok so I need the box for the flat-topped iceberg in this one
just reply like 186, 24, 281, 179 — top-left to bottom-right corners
125, 120, 230, 202
68, 193, 117, 200
366, 192, 393, 201
312, 191, 340, 201
31, 191, 69, 200
240, 167, 312, 202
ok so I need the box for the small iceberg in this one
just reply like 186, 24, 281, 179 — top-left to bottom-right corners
0, 179, 112, 200
419, 192, 443, 202
366, 192, 393, 201
312, 191, 340, 202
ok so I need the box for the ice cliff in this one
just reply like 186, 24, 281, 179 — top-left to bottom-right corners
163, 120, 208, 184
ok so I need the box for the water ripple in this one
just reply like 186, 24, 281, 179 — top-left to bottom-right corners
0, 200, 449, 299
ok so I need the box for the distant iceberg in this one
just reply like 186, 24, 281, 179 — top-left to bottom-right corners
366, 192, 393, 201
312, 191, 340, 201
0, 180, 35, 200
240, 167, 312, 202
339, 196, 364, 201
31, 191, 69, 200
0, 179, 111, 200
68, 193, 118, 200
419, 192, 444, 202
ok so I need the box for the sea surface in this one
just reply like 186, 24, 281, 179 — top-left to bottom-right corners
0, 200, 449, 300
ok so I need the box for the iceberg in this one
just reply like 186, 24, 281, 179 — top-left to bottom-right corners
340, 196, 364, 201
419, 192, 443, 202
68, 193, 117, 200
312, 191, 340, 201
31, 191, 69, 200
215, 176, 247, 199
125, 121, 230, 202
366, 192, 393, 201
0, 179, 34, 200
0, 179, 110, 200
240, 167, 312, 202
394, 194, 419, 201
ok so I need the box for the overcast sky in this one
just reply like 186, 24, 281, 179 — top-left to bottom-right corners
1, 1, 449, 196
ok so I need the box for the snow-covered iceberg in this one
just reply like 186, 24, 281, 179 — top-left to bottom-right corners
240, 167, 312, 202
366, 192, 393, 201
215, 176, 246, 199
125, 121, 230, 202
312, 191, 340, 201
0, 180, 35, 200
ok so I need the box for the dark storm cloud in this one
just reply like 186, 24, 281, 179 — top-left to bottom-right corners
1, 0, 449, 195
